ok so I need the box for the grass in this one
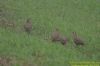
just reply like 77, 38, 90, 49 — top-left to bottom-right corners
0, 0, 100, 66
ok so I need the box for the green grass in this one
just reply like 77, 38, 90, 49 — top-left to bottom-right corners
0, 0, 100, 66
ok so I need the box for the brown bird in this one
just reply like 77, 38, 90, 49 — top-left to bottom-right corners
51, 28, 61, 42
60, 36, 67, 45
24, 18, 32, 34
72, 32, 84, 46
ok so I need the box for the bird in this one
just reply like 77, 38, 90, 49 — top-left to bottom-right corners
24, 18, 32, 34
51, 28, 61, 42
72, 32, 84, 46
60, 36, 67, 45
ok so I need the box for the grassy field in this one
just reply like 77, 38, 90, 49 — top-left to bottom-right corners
0, 0, 100, 66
